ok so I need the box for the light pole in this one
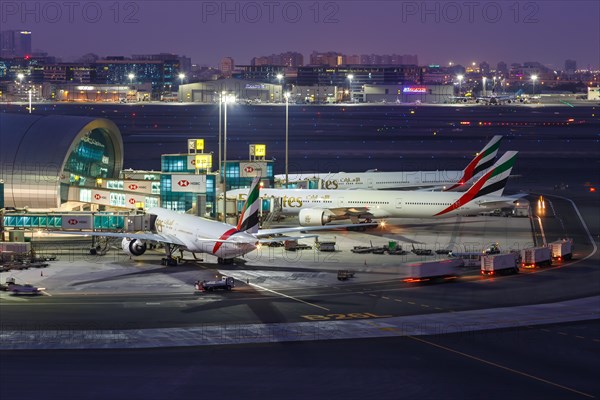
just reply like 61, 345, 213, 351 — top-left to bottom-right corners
456, 74, 464, 95
531, 75, 538, 97
222, 94, 235, 221
178, 73, 185, 102
284, 92, 290, 188
347, 74, 354, 103
482, 77, 487, 97
127, 73, 135, 102
276, 73, 283, 102
17, 73, 24, 100
218, 90, 226, 194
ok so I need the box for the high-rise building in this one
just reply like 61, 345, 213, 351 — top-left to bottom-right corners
220, 57, 235, 78
496, 61, 508, 76
0, 30, 32, 57
309, 51, 340, 67
251, 52, 303, 67
565, 59, 577, 74
94, 58, 180, 98
479, 61, 490, 76
133, 53, 191, 74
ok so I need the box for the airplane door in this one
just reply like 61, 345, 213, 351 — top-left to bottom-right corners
396, 198, 402, 209
367, 178, 373, 189
338, 197, 345, 207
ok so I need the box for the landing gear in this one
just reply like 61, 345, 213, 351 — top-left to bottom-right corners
347, 219, 372, 232
217, 257, 234, 265
161, 244, 181, 266
161, 257, 178, 266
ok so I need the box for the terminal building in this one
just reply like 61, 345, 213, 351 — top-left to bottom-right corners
0, 113, 124, 209
1, 113, 274, 233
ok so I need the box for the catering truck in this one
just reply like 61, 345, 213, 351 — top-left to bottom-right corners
481, 253, 519, 276
521, 247, 552, 268
549, 239, 573, 261
404, 259, 463, 282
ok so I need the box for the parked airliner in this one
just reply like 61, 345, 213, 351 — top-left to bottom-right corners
230, 151, 520, 226
56, 178, 373, 264
274, 135, 502, 191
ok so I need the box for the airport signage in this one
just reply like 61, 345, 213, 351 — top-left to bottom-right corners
124, 180, 152, 194
61, 215, 93, 230
403, 86, 427, 93
91, 190, 110, 206
245, 84, 265, 90
188, 154, 213, 171
171, 174, 206, 193
125, 194, 146, 209
240, 162, 266, 178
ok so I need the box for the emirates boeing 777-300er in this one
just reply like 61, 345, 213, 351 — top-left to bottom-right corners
230, 151, 521, 227
55, 177, 373, 265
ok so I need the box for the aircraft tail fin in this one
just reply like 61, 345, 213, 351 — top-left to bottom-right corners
236, 177, 261, 234
444, 135, 503, 191
435, 151, 518, 216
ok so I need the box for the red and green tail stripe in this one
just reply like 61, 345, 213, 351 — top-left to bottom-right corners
436, 151, 517, 216
445, 135, 502, 191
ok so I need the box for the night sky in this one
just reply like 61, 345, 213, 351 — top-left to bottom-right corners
1, 0, 599, 68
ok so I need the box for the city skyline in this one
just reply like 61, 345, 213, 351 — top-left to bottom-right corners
0, 1, 598, 69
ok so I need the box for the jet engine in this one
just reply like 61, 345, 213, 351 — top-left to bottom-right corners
122, 237, 147, 256
298, 208, 333, 226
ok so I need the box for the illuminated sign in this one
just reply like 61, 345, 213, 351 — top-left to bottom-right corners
403, 87, 427, 93
188, 139, 204, 151
240, 162, 266, 178
171, 175, 206, 193
250, 144, 266, 157
61, 215, 92, 229
245, 84, 265, 90
188, 154, 213, 170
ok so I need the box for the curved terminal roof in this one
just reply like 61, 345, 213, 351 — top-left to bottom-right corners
0, 113, 123, 208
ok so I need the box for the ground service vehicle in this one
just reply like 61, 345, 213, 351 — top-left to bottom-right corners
315, 240, 336, 252
5, 278, 44, 295
197, 277, 235, 291
549, 239, 573, 261
521, 247, 552, 268
337, 270, 355, 281
404, 259, 463, 282
481, 253, 519, 275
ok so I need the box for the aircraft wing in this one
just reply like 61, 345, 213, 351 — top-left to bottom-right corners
257, 222, 378, 237
477, 198, 521, 209
258, 234, 318, 243
49, 231, 187, 246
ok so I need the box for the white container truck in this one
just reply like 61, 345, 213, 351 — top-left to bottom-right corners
481, 253, 519, 276
404, 259, 463, 282
521, 246, 552, 268
549, 239, 573, 261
